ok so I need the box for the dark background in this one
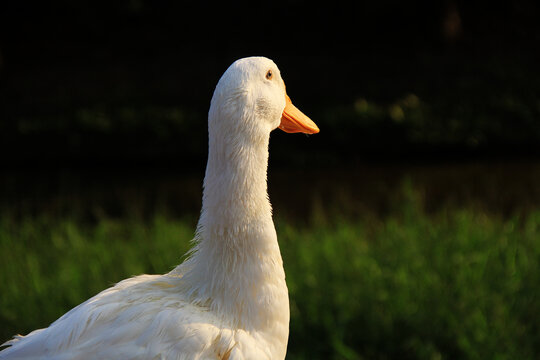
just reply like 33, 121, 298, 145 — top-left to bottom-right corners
1, 0, 540, 168
1, 0, 540, 219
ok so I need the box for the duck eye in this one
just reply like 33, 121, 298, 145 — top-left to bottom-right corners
265, 70, 273, 80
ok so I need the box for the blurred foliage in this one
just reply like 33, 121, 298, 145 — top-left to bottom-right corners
1, 183, 539, 359
283, 184, 540, 359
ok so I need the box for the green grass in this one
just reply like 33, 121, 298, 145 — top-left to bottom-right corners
1, 193, 539, 359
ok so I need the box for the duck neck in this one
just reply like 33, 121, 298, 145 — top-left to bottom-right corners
202, 130, 273, 230
180, 125, 289, 335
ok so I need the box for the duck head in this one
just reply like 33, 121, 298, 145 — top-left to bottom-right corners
208, 57, 319, 143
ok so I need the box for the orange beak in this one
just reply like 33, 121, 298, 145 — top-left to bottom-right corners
279, 94, 320, 134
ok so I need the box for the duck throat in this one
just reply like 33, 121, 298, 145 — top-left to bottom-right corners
181, 124, 288, 330
202, 130, 273, 231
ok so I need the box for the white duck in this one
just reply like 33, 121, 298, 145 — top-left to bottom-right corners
0, 56, 319, 360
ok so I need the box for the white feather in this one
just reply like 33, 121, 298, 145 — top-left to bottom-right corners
0, 57, 292, 360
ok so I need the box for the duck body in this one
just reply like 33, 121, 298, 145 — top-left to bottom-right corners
0, 57, 318, 360
1, 274, 281, 359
